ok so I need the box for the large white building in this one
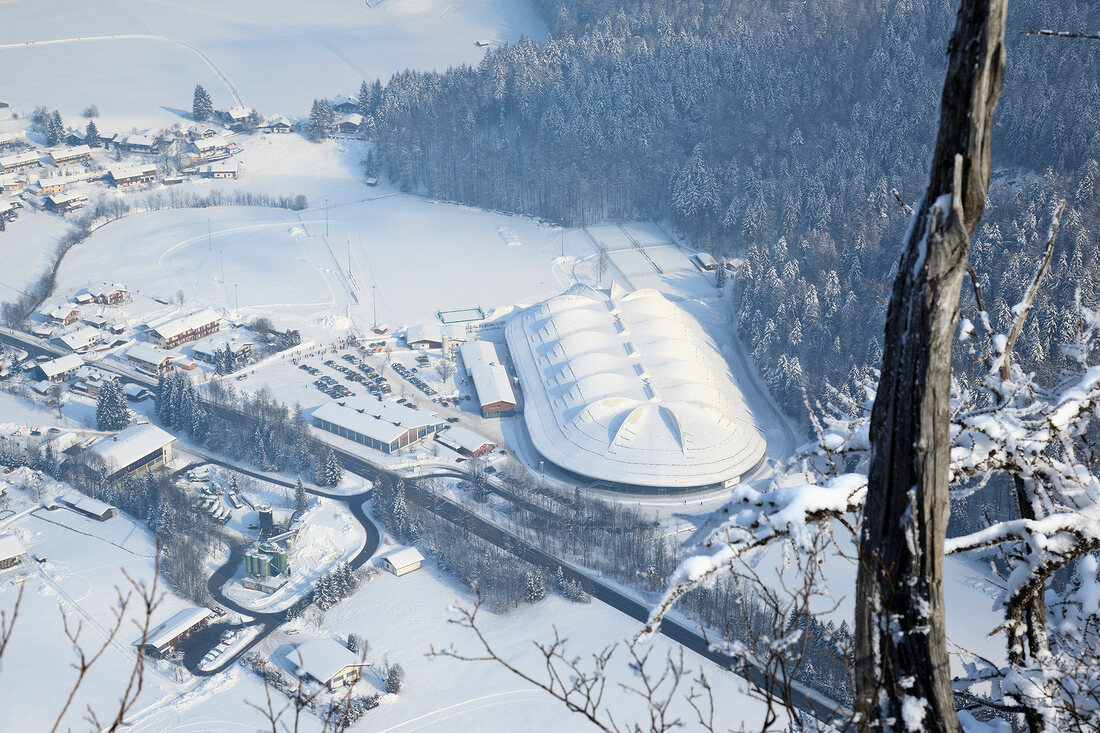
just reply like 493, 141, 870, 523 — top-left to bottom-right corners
505, 284, 766, 494
312, 395, 444, 454
87, 423, 176, 480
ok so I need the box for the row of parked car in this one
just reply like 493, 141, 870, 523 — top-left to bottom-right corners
313, 374, 352, 398
202, 628, 238, 667
334, 354, 392, 397
392, 362, 438, 397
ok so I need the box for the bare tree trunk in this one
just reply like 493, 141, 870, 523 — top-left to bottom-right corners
855, 2, 1007, 731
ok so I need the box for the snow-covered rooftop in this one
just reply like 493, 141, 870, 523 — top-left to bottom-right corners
312, 395, 441, 445
406, 322, 442, 345
139, 607, 210, 650
55, 326, 100, 351
87, 423, 175, 473
459, 341, 516, 408
126, 342, 172, 366
505, 284, 766, 490
38, 353, 83, 378
150, 309, 219, 341
0, 534, 24, 561
438, 425, 494, 454
292, 638, 362, 684
59, 491, 116, 518
380, 546, 424, 572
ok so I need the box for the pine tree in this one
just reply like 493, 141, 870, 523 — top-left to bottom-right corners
385, 663, 404, 694
45, 111, 64, 146
318, 449, 342, 487
193, 85, 213, 122
96, 379, 130, 431
307, 99, 334, 142
294, 475, 307, 514
85, 120, 101, 148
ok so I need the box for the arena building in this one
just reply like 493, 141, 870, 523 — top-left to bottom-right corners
505, 284, 765, 494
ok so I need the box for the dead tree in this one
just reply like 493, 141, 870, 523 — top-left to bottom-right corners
856, 1, 1007, 730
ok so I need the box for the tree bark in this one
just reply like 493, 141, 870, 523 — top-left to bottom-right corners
855, 2, 1007, 731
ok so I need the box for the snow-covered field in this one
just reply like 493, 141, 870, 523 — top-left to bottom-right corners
0, 0, 547, 129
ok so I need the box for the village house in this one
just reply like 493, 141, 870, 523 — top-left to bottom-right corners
107, 163, 157, 187
190, 136, 236, 160
200, 161, 239, 179
0, 535, 25, 570
86, 283, 128, 304
125, 342, 174, 374
36, 175, 66, 195
49, 145, 92, 166
267, 116, 292, 134
0, 131, 25, 150
0, 199, 17, 223
71, 365, 116, 396
45, 192, 88, 214
291, 639, 365, 691
191, 336, 252, 365
46, 305, 80, 326
51, 326, 101, 353
226, 106, 252, 125
332, 113, 363, 134
117, 133, 158, 154
405, 323, 443, 350
0, 173, 27, 192
329, 95, 359, 114
0, 150, 41, 173
148, 309, 220, 349
36, 353, 83, 382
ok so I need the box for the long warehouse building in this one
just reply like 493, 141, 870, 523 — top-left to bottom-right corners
505, 283, 765, 494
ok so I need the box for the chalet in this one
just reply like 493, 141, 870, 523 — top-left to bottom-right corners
190, 136, 235, 160
139, 607, 212, 657
312, 395, 444, 454
58, 491, 117, 521
62, 130, 86, 147
0, 173, 27, 192
47, 306, 80, 326
188, 126, 220, 140
149, 309, 220, 348
36, 176, 66, 194
87, 423, 175, 481
118, 133, 157, 154
87, 283, 128, 304
0, 131, 24, 150
459, 341, 517, 417
436, 425, 495, 457
267, 117, 292, 134
123, 384, 155, 402
379, 546, 424, 576
201, 161, 238, 179
0, 151, 41, 173
49, 145, 92, 166
45, 192, 88, 213
330, 95, 359, 114
292, 639, 365, 691
0, 535, 25, 570
36, 354, 83, 382
405, 322, 443, 350
0, 199, 16, 223
71, 365, 115, 395
226, 106, 252, 124
332, 113, 363, 134
107, 163, 157, 187
191, 336, 252, 364
52, 327, 101, 353
82, 313, 109, 330
125, 343, 174, 374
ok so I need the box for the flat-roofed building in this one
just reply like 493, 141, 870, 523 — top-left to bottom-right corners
435, 425, 495, 457
312, 395, 443, 454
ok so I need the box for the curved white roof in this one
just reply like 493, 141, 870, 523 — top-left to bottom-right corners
505, 287, 765, 489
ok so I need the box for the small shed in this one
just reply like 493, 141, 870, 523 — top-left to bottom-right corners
292, 638, 365, 691
379, 546, 424, 577
59, 491, 117, 521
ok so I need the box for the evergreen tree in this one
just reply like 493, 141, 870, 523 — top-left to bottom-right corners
45, 111, 64, 146
96, 379, 130, 431
307, 99, 334, 142
193, 85, 213, 122
385, 663, 404, 694
522, 568, 547, 603
85, 120, 101, 148
294, 475, 307, 514
316, 449, 342, 487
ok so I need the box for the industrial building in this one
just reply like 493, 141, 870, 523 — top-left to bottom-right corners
458, 341, 517, 417
243, 541, 291, 593
140, 607, 212, 657
505, 284, 766, 494
312, 396, 444, 454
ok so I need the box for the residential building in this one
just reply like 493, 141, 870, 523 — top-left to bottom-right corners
0, 173, 27, 192
125, 343, 174, 374
0, 131, 25, 150
191, 336, 252, 364
200, 161, 238, 179
44, 192, 88, 213
117, 133, 157, 154
148, 309, 220, 348
107, 164, 157, 187
292, 639, 365, 691
332, 113, 363, 134
0, 534, 25, 570
52, 326, 100, 353
86, 283, 128, 304
267, 117, 292, 134
49, 145, 92, 166
46, 306, 80, 325
87, 423, 176, 481
312, 395, 444, 454
0, 151, 41, 173
36, 354, 83, 382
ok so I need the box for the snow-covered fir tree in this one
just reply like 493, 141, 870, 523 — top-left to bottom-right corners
192, 84, 213, 122
96, 379, 130, 431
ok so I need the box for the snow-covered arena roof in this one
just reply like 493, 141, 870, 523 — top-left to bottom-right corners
505, 284, 766, 491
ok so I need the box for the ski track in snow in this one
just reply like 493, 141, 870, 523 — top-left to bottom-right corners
0, 34, 244, 106
374, 689, 557, 733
